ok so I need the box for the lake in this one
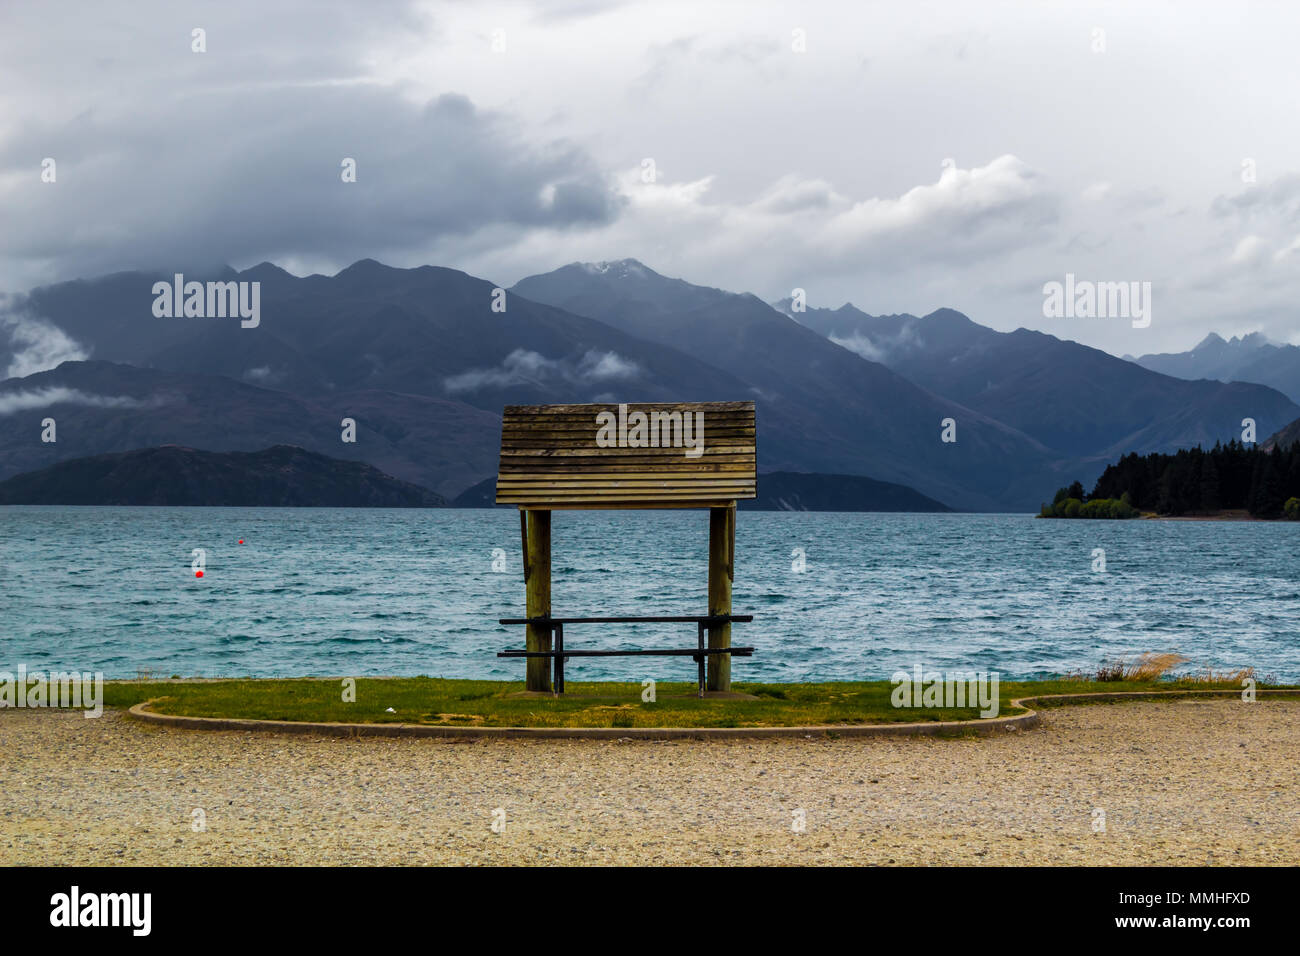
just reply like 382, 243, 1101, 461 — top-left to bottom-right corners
2, 507, 1297, 681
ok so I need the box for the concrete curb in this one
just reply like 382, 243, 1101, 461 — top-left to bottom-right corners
124, 688, 1299, 742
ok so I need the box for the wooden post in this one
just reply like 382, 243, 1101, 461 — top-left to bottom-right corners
706, 503, 734, 692
523, 509, 552, 692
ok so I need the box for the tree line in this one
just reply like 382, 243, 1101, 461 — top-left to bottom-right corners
1042, 440, 1300, 519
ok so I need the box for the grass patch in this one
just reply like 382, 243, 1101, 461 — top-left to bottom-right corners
1069, 653, 1270, 684
91, 675, 1296, 730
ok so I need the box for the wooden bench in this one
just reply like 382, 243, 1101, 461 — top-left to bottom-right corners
498, 614, 754, 696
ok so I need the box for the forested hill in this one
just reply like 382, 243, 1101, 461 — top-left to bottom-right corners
1079, 440, 1300, 518
0, 445, 446, 507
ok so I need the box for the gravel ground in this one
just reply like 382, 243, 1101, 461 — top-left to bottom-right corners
2, 699, 1296, 865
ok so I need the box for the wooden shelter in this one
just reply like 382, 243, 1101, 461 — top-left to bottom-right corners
496, 401, 756, 692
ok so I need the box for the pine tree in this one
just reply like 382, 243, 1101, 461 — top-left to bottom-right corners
1246, 455, 1265, 515
1199, 455, 1221, 512
1249, 455, 1284, 517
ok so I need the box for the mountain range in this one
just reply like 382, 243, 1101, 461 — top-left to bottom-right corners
1129, 332, 1300, 404
774, 301, 1298, 463
0, 360, 498, 498
2, 257, 1298, 512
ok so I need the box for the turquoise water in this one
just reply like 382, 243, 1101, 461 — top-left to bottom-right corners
1, 507, 1297, 681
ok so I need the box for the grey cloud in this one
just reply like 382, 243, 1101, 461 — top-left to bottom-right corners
444, 349, 561, 393
0, 386, 164, 415
241, 366, 283, 386
444, 348, 641, 394
527, 0, 633, 24
576, 349, 641, 381
0, 86, 619, 284
830, 325, 922, 364
632, 33, 782, 96
1, 299, 90, 379
1211, 175, 1300, 220
752, 177, 843, 214
0, 1, 619, 289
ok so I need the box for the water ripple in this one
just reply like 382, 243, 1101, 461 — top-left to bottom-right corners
0, 507, 1296, 681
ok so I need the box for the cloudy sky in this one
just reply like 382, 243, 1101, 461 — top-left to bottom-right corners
2, 0, 1298, 356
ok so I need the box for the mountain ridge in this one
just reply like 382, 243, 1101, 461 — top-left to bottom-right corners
8, 255, 1293, 512
0, 444, 446, 507
774, 299, 1300, 463
1132, 330, 1300, 403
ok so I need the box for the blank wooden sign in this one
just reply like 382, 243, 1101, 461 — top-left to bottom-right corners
495, 401, 757, 510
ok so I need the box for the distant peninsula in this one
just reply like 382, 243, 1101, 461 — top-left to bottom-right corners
1041, 440, 1300, 520
0, 445, 446, 507
450, 470, 953, 512
739, 471, 953, 512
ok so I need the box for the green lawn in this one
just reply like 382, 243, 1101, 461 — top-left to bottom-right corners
97, 677, 1291, 730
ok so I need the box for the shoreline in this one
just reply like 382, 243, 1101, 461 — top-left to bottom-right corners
1142, 511, 1268, 521
1043, 508, 1285, 522
3, 697, 1296, 865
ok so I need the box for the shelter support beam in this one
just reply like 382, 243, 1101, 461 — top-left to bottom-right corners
523, 508, 552, 692
706, 504, 735, 692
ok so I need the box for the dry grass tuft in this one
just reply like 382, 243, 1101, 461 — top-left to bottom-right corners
1179, 665, 1256, 685
1072, 652, 1191, 682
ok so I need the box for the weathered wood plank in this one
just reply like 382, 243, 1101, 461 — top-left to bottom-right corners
500, 432, 754, 442
495, 402, 756, 507
502, 457, 755, 469
499, 444, 756, 456
515, 499, 743, 510
498, 480, 756, 492
500, 430, 754, 443
501, 420, 754, 432
499, 494, 754, 506
498, 481, 755, 491
500, 469, 754, 480
502, 410, 755, 421
501, 493, 754, 502
504, 401, 755, 415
